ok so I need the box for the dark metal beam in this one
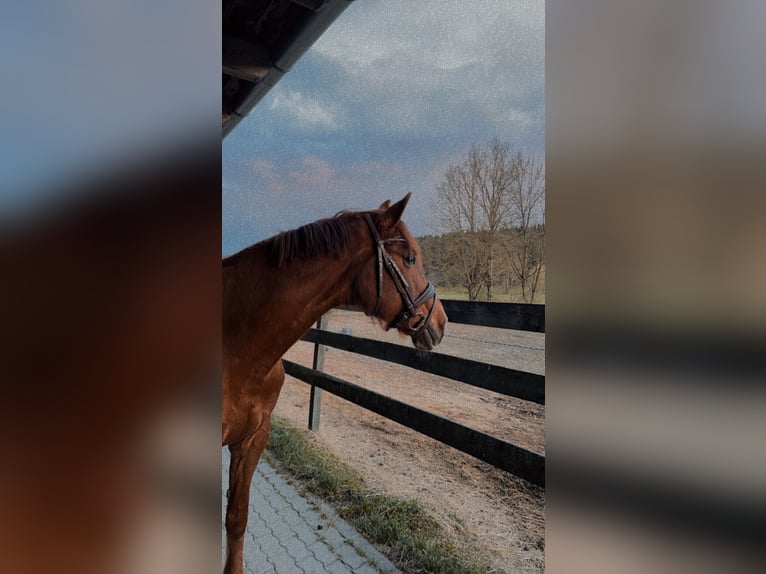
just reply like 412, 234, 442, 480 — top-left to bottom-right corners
223, 0, 354, 137
223, 36, 271, 82
289, 0, 329, 11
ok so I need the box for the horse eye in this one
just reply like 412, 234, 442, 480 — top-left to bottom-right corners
404, 254, 416, 266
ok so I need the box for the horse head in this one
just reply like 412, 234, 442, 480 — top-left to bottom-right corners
357, 193, 447, 351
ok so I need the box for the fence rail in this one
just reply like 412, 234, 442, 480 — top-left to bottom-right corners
283, 360, 545, 487
440, 300, 545, 331
301, 328, 544, 404
286, 298, 545, 487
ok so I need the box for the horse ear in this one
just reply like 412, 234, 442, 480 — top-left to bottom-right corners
378, 199, 391, 210
380, 193, 411, 230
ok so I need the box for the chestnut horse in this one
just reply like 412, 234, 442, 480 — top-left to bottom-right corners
222, 193, 447, 574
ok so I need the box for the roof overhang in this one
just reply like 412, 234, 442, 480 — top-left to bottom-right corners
222, 0, 353, 138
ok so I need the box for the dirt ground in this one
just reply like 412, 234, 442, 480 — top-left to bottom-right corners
274, 310, 545, 573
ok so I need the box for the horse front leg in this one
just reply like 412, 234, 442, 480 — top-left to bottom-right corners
223, 419, 271, 574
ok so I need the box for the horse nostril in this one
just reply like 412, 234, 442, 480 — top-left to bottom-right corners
423, 324, 441, 348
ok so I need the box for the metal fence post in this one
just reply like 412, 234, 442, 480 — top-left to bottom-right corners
308, 313, 327, 430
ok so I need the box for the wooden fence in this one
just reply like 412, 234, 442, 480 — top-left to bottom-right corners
282, 300, 545, 487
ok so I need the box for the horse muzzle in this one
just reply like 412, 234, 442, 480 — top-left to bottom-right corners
412, 322, 443, 351
410, 294, 447, 351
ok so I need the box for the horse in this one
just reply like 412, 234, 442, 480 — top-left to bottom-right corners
221, 193, 448, 574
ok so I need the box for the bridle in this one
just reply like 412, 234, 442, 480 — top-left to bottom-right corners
363, 214, 438, 337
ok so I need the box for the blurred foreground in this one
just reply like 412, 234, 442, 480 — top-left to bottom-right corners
547, 1, 766, 572
1, 147, 222, 574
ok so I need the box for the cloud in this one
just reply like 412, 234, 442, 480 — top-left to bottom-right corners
248, 159, 284, 192
287, 155, 335, 188
268, 90, 340, 130
249, 155, 335, 194
223, 1, 544, 253
309, 0, 544, 141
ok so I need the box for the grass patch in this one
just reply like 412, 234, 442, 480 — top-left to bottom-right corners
436, 286, 545, 304
264, 415, 490, 574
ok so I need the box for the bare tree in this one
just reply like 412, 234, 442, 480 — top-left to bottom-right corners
434, 140, 514, 301
504, 152, 545, 303
433, 141, 544, 303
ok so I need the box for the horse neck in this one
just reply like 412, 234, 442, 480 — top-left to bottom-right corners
224, 225, 371, 363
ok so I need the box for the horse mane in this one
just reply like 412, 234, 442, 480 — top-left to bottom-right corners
272, 212, 362, 268
223, 211, 368, 269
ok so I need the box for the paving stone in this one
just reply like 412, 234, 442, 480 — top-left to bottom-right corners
223, 452, 400, 574
268, 552, 301, 573
307, 540, 340, 567
298, 556, 328, 574
355, 563, 384, 574
335, 540, 369, 570
282, 537, 312, 564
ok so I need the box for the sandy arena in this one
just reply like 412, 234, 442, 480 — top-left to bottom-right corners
273, 309, 545, 573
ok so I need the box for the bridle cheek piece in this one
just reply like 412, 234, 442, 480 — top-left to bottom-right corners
363, 214, 438, 337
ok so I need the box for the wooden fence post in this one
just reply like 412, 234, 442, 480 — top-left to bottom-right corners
308, 313, 327, 430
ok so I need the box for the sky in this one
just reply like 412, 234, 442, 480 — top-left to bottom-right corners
223, 0, 544, 256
